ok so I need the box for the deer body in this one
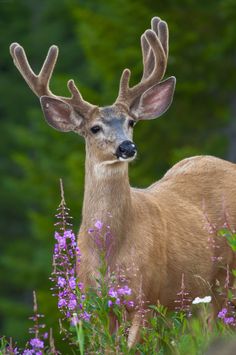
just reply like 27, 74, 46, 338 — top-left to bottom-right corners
77, 152, 236, 345
10, 16, 236, 347
79, 154, 236, 307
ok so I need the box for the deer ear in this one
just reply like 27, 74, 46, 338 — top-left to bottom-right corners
131, 76, 176, 120
40, 96, 82, 132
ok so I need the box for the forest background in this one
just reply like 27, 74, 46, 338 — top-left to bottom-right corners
0, 0, 236, 352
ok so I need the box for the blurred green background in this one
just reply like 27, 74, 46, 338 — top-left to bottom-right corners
1, 0, 236, 352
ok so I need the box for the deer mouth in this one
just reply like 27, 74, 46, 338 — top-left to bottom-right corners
118, 153, 137, 162
101, 153, 137, 167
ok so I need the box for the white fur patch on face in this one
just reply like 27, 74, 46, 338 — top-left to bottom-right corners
119, 154, 136, 162
94, 160, 127, 178
93, 153, 136, 178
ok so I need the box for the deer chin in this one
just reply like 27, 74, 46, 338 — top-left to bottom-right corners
94, 158, 128, 178
118, 153, 137, 163
100, 153, 137, 166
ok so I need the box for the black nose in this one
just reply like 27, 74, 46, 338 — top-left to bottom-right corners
116, 140, 137, 159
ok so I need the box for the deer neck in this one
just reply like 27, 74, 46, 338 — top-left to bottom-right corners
81, 152, 132, 240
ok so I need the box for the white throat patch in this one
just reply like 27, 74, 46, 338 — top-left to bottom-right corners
94, 160, 127, 178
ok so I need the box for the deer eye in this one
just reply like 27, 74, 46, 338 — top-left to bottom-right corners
90, 125, 101, 134
128, 120, 135, 128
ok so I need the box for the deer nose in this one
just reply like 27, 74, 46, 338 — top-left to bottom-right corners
116, 140, 137, 159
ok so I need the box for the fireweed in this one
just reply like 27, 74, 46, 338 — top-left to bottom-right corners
174, 273, 192, 317
50, 181, 89, 323
22, 292, 58, 355
87, 219, 135, 309
216, 227, 236, 327
49, 182, 135, 352
203, 211, 236, 326
216, 264, 236, 326
204, 211, 223, 263
1, 291, 58, 355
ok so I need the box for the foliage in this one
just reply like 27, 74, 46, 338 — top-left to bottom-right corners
219, 227, 236, 253
1, 193, 236, 354
1, 0, 236, 350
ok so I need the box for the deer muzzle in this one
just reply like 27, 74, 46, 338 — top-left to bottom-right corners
116, 140, 137, 160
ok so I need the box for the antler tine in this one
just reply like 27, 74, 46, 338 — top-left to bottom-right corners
38, 45, 59, 93
151, 17, 169, 57
143, 28, 167, 81
141, 16, 161, 79
66, 79, 96, 115
10, 43, 96, 116
116, 17, 168, 108
10, 43, 57, 97
10, 43, 40, 95
141, 34, 153, 80
10, 43, 24, 71
143, 17, 169, 79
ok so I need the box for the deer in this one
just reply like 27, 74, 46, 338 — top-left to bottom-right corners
10, 16, 236, 347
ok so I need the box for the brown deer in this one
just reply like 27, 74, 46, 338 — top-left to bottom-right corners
10, 17, 236, 347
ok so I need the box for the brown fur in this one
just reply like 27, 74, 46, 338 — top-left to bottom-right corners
10, 17, 236, 348
78, 154, 236, 346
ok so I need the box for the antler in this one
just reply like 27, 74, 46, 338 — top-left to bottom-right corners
9, 43, 96, 116
115, 17, 169, 108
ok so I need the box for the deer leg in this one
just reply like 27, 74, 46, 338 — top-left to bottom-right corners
127, 312, 142, 349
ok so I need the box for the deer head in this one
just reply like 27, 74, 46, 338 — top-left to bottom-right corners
10, 17, 175, 165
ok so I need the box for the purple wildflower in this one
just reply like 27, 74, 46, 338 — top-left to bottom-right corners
64, 230, 75, 240
95, 220, 103, 230
51, 182, 91, 326
117, 285, 132, 296
55, 232, 67, 250
5, 344, 19, 355
224, 317, 235, 325
69, 276, 76, 289
78, 282, 84, 290
109, 287, 118, 298
68, 298, 77, 310
71, 313, 79, 326
57, 276, 66, 288
30, 338, 44, 349
43, 332, 48, 339
58, 298, 67, 308
128, 301, 134, 308
88, 220, 113, 260
218, 308, 227, 319
23, 291, 58, 354
115, 298, 121, 305
83, 311, 91, 322
218, 307, 236, 325
108, 282, 134, 310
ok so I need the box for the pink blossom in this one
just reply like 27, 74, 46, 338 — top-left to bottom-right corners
108, 288, 118, 298
95, 220, 103, 230
57, 277, 66, 288
218, 308, 227, 319
29, 338, 44, 349
68, 299, 77, 310
69, 276, 76, 289
78, 282, 84, 290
